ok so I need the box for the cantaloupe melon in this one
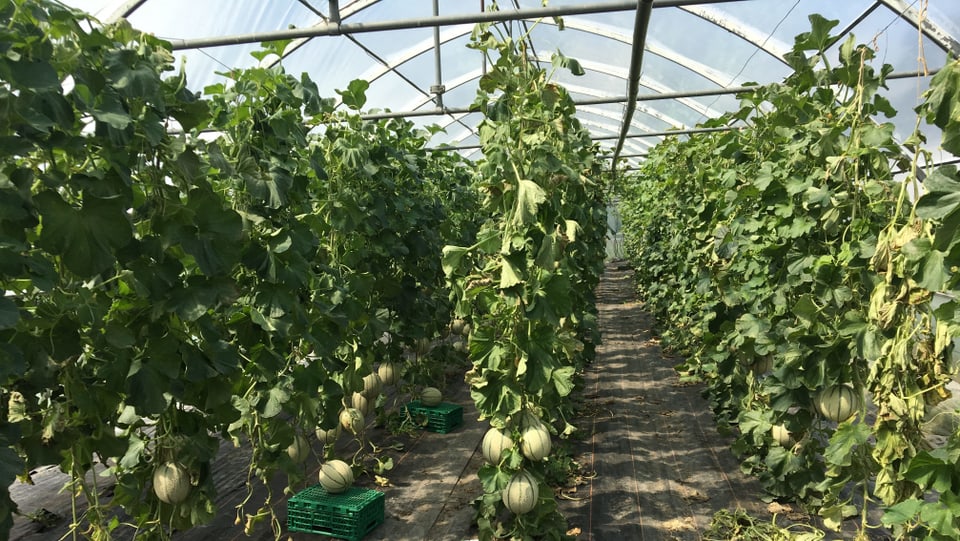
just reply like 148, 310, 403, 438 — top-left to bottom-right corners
520, 424, 551, 461
815, 384, 861, 422
339, 408, 364, 434
502, 470, 538, 514
318, 459, 354, 494
286, 433, 310, 463
361, 372, 382, 398
377, 362, 399, 386
421, 387, 442, 407
481, 427, 514, 464
153, 462, 190, 504
315, 424, 341, 445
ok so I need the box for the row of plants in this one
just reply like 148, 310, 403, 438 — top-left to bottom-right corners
0, 1, 479, 539
443, 20, 608, 541
618, 15, 960, 540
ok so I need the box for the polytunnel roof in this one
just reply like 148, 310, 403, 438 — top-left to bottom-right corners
62, 0, 960, 170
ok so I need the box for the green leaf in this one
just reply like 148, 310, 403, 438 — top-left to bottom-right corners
441, 245, 469, 276
916, 166, 960, 220
499, 257, 523, 288
336, 79, 369, 110
35, 192, 133, 278
824, 421, 870, 467
796, 14, 839, 52
513, 179, 546, 225
552, 366, 576, 397
551, 52, 584, 76
104, 48, 160, 99
903, 451, 955, 492
261, 386, 290, 418
6, 59, 60, 91
792, 295, 819, 325
0, 297, 19, 330
881, 498, 924, 526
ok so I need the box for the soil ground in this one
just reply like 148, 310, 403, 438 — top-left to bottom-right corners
11, 263, 844, 541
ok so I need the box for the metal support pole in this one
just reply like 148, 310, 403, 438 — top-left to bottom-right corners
328, 0, 340, 24
431, 0, 445, 109
169, 0, 747, 50
611, 0, 654, 171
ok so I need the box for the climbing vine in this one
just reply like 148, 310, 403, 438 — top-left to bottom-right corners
618, 15, 959, 537
442, 20, 607, 541
0, 1, 477, 538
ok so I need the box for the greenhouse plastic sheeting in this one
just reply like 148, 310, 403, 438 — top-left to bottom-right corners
61, 0, 960, 167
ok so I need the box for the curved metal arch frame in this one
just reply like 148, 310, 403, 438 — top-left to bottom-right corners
104, 0, 959, 166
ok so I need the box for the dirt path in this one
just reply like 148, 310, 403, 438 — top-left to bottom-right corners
10, 264, 787, 541
557, 264, 774, 540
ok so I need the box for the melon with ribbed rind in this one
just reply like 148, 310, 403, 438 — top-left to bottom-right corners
481, 427, 514, 464
315, 424, 341, 445
421, 387, 442, 407
286, 434, 310, 463
377, 362, 399, 386
520, 424, 551, 461
502, 470, 538, 514
815, 384, 861, 422
153, 462, 190, 504
361, 372, 382, 398
339, 408, 364, 433
318, 459, 354, 494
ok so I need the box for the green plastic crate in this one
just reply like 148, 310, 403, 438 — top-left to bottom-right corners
287, 485, 384, 540
403, 401, 463, 433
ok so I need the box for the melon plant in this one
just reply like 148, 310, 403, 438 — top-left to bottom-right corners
315, 424, 341, 445
377, 362, 399, 386
481, 427, 514, 464
520, 424, 552, 461
421, 387, 442, 407
153, 462, 191, 504
339, 408, 365, 434
286, 434, 310, 463
815, 384, 861, 423
318, 460, 354, 494
502, 470, 539, 514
